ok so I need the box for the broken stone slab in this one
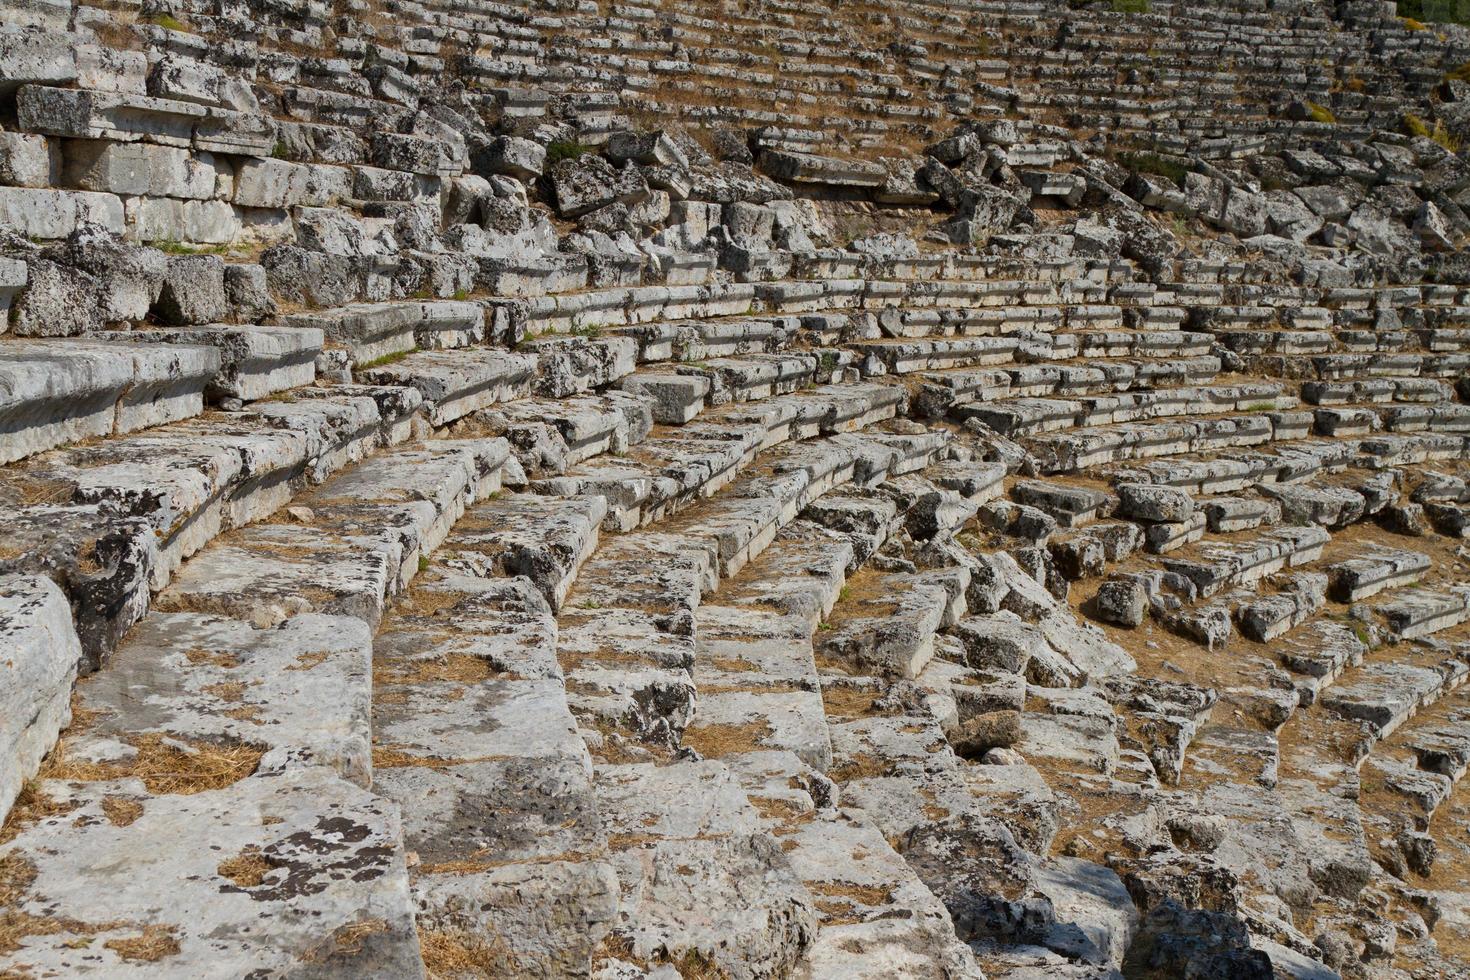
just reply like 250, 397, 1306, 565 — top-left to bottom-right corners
1010, 479, 1114, 528
547, 154, 649, 218
0, 574, 80, 825
0, 392, 404, 668
1259, 482, 1367, 529
817, 570, 949, 679
1321, 657, 1468, 739
1203, 496, 1281, 533
1236, 573, 1327, 643
357, 348, 537, 427
1327, 546, 1431, 602
1373, 587, 1470, 641
0, 768, 424, 977
780, 811, 982, 979
17, 84, 273, 156
618, 372, 712, 424
1274, 621, 1367, 705
97, 324, 321, 402
0, 337, 221, 465
0, 185, 125, 239
465, 390, 651, 477
521, 335, 639, 399
279, 300, 485, 365
1091, 577, 1148, 628
759, 149, 888, 188
1161, 526, 1331, 598
435, 492, 607, 611
1116, 482, 1195, 523
1143, 511, 1208, 555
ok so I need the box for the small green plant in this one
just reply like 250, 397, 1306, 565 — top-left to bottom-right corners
452, 288, 470, 301
356, 348, 415, 370
1242, 401, 1278, 412
417, 555, 430, 574
1117, 150, 1188, 186
570, 322, 603, 339
1349, 620, 1372, 647
147, 12, 187, 30
546, 139, 593, 165
270, 140, 290, 160
1403, 113, 1461, 151
579, 599, 604, 610
1110, 0, 1149, 13
1446, 61, 1470, 83
152, 239, 228, 256
1304, 101, 1337, 125
816, 621, 834, 632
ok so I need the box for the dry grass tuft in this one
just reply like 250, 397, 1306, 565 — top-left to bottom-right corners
48, 734, 264, 795
419, 925, 513, 977
828, 753, 891, 782
374, 653, 498, 687
680, 720, 772, 758
103, 924, 180, 962
285, 651, 329, 672
0, 853, 37, 907
809, 880, 893, 907
0, 779, 77, 845
100, 797, 143, 827
820, 686, 882, 719
184, 647, 242, 669
217, 846, 278, 888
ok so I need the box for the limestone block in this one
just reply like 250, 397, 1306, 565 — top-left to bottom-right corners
233, 157, 308, 209
0, 574, 81, 825
129, 196, 238, 244
64, 140, 220, 199
0, 132, 55, 187
0, 186, 124, 239
0, 27, 77, 93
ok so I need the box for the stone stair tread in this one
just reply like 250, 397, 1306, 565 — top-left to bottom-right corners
155, 438, 511, 629
0, 336, 222, 465
0, 768, 424, 978
356, 346, 537, 426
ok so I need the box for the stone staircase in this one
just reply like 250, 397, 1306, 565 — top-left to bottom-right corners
5, 0, 1470, 975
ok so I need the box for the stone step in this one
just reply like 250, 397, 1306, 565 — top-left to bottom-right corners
1356, 694, 1470, 876
1023, 412, 1313, 474
591, 760, 820, 976
1370, 586, 1470, 641
532, 381, 904, 532
0, 337, 221, 465
458, 388, 655, 476
0, 574, 79, 825
278, 300, 485, 366
0, 767, 424, 977
1326, 546, 1432, 603
1319, 649, 1470, 745
372, 571, 617, 978
956, 383, 1293, 437
1, 387, 422, 667
1160, 526, 1331, 599
153, 438, 513, 630
559, 430, 949, 753
356, 347, 538, 426
96, 324, 323, 404
685, 520, 853, 770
